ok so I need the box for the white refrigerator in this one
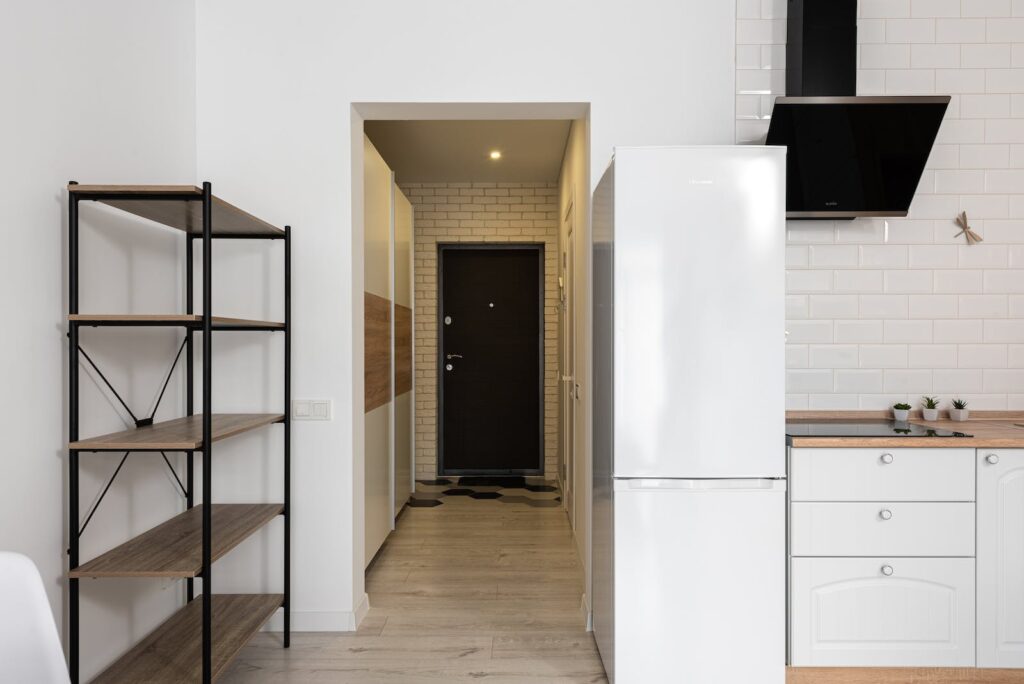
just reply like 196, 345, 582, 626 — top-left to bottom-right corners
592, 146, 787, 684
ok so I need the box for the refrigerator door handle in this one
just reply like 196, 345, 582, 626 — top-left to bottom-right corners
615, 478, 787, 492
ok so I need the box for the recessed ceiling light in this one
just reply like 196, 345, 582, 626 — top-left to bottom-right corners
489, 150, 502, 160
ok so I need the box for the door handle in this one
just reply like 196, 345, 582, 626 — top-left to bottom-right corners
446, 353, 463, 360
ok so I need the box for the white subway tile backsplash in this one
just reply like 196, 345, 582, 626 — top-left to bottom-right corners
984, 269, 1024, 292
861, 294, 911, 318
936, 18, 987, 42
884, 369, 934, 392
861, 344, 911, 367
808, 394, 861, 409
885, 319, 935, 342
909, 343, 959, 367
835, 269, 886, 292
959, 293, 1009, 316
810, 245, 860, 267
960, 144, 1010, 168
809, 345, 860, 368
861, 245, 911, 267
892, 18, 939, 43
886, 269, 935, 292
835, 369, 885, 393
934, 268, 986, 292
787, 270, 834, 292
745, 0, 1022, 407
837, 319, 886, 343
959, 244, 1009, 267
787, 320, 835, 343
913, 0, 961, 18
787, 345, 809, 368
985, 319, 1024, 341
932, 368, 984, 392
810, 294, 860, 318
984, 368, 1024, 391
910, 244, 960, 267
959, 343, 1008, 366
787, 369, 835, 393
910, 293, 959, 317
861, 0, 911, 18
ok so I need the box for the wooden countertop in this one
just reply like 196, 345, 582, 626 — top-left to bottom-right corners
786, 411, 1024, 448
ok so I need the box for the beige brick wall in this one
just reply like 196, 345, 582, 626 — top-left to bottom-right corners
401, 181, 560, 478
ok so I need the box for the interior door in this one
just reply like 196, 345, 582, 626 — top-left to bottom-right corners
439, 245, 542, 475
561, 205, 576, 526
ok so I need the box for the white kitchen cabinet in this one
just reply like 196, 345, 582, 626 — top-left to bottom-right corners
790, 557, 975, 667
977, 448, 1024, 668
790, 448, 975, 502
790, 501, 974, 557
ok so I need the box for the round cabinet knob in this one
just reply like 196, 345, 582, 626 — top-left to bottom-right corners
987, 454, 1000, 465
880, 453, 894, 464
880, 509, 893, 521
881, 565, 894, 576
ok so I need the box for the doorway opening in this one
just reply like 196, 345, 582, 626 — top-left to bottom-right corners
352, 106, 597, 677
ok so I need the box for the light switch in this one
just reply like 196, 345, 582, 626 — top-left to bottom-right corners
292, 399, 332, 421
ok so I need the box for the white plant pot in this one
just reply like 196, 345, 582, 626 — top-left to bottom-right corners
949, 408, 969, 422
893, 408, 910, 422
922, 408, 939, 421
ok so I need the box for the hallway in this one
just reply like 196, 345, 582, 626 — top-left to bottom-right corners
225, 482, 605, 682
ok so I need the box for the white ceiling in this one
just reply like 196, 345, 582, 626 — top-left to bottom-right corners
363, 119, 572, 183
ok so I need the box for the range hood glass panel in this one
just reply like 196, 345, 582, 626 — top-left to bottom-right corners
766, 99, 948, 216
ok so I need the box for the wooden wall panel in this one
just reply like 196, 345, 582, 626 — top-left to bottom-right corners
394, 303, 413, 396
364, 291, 392, 412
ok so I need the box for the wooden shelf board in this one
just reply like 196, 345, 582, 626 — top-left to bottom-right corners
69, 183, 284, 237
71, 504, 282, 578
69, 314, 284, 329
69, 413, 284, 451
91, 594, 282, 683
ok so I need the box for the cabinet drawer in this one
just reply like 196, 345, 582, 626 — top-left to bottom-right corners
790, 448, 975, 501
790, 502, 975, 557
790, 557, 975, 667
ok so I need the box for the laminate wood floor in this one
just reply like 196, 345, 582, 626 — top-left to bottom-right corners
224, 481, 606, 683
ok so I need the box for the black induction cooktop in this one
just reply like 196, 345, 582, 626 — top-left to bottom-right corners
786, 421, 972, 438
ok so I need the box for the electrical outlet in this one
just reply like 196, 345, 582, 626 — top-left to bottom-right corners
292, 399, 332, 421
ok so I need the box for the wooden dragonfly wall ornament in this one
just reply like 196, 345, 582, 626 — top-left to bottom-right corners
954, 211, 983, 245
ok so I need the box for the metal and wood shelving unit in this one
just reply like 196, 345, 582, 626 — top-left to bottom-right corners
67, 183, 291, 683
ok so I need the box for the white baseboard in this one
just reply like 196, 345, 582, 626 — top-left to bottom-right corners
580, 592, 593, 632
263, 594, 370, 633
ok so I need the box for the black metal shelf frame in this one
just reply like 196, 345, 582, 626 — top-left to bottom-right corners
67, 181, 291, 683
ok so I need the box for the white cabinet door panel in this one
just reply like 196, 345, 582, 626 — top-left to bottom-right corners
791, 557, 975, 667
790, 448, 975, 502
791, 502, 974, 557
978, 449, 1024, 668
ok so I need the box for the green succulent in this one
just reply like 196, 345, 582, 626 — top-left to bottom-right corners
952, 399, 968, 410
922, 396, 940, 409
893, 402, 912, 411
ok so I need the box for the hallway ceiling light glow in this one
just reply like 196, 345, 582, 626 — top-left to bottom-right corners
489, 150, 502, 160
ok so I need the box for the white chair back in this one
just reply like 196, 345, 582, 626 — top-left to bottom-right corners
0, 552, 70, 683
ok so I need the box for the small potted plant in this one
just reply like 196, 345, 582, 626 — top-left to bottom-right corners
921, 396, 940, 422
950, 399, 969, 422
893, 402, 911, 422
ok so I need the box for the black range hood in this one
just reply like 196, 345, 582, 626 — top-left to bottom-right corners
765, 0, 950, 219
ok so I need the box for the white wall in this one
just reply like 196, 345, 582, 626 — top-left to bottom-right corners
0, 1, 196, 679
195, 0, 737, 627
737, 0, 1024, 411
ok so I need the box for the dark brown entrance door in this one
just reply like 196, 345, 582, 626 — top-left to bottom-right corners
438, 245, 543, 475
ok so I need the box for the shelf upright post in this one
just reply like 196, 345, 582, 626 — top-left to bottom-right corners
201, 181, 213, 684
284, 225, 291, 648
67, 180, 80, 684
186, 230, 195, 603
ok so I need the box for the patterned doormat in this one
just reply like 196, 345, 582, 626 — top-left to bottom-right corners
408, 476, 561, 507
